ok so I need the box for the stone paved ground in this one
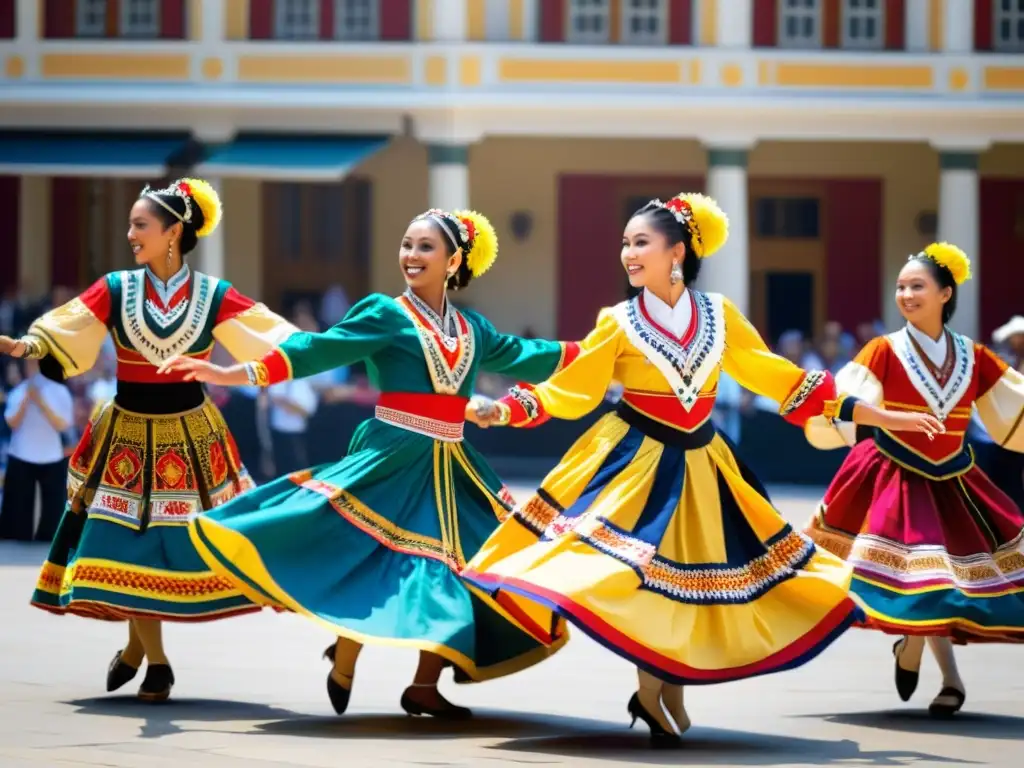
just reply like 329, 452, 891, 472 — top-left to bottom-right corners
0, 486, 1021, 767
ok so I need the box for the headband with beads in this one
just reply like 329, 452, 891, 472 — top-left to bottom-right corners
650, 197, 705, 256
414, 208, 473, 252
143, 180, 194, 226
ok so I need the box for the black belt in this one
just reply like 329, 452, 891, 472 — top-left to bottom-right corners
615, 402, 716, 449
114, 382, 206, 414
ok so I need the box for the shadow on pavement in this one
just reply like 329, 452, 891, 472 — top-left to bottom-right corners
809, 710, 1024, 740
489, 726, 981, 765
255, 709, 615, 740
64, 697, 301, 740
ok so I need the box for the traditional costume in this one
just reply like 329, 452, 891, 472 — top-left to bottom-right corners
27, 182, 297, 624
804, 246, 1024, 645
462, 194, 863, 690
188, 210, 581, 690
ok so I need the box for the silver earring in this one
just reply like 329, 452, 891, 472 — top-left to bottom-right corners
670, 262, 683, 285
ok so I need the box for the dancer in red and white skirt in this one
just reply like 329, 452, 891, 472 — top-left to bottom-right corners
804, 242, 1024, 718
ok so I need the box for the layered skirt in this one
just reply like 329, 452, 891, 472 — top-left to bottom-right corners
188, 416, 567, 682
805, 439, 1024, 643
462, 405, 863, 685
31, 392, 258, 621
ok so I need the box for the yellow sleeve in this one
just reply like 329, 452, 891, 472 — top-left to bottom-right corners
212, 302, 300, 363
720, 297, 834, 426
975, 344, 1024, 452
497, 308, 622, 425
23, 277, 110, 379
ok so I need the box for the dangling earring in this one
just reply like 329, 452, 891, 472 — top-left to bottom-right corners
670, 261, 683, 285
167, 240, 175, 270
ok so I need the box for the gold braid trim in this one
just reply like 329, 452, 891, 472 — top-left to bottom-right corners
17, 334, 48, 360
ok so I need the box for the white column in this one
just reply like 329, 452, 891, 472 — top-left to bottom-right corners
14, 0, 40, 78
18, 176, 51, 296
936, 150, 980, 339
196, 176, 226, 278
714, 0, 752, 48
521, 0, 539, 41
942, 0, 974, 53
432, 0, 467, 42
427, 145, 470, 213
702, 147, 750, 315
201, 0, 226, 40
904, 0, 930, 51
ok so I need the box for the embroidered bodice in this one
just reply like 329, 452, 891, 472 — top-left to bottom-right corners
254, 293, 577, 406
24, 269, 298, 385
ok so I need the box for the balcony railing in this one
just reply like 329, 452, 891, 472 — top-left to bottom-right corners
2, 39, 1023, 101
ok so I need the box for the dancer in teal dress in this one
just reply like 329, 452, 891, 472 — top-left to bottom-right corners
161, 208, 579, 718
0, 178, 299, 702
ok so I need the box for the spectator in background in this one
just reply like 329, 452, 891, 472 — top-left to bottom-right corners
0, 359, 24, 494
319, 284, 351, 329
266, 306, 321, 476
86, 343, 117, 411
0, 357, 73, 542
992, 315, 1024, 371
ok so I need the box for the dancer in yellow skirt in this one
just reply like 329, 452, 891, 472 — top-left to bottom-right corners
463, 192, 942, 747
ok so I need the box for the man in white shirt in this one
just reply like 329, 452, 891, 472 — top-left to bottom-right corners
0, 359, 74, 542
268, 378, 318, 477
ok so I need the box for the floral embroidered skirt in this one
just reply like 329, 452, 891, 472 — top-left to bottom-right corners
31, 398, 258, 621
805, 439, 1024, 643
188, 418, 567, 682
462, 408, 863, 685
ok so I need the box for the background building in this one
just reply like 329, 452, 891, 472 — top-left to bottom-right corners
1, 0, 1022, 344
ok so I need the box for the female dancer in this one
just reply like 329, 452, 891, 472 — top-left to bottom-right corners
0, 178, 297, 702
462, 193, 942, 747
803, 243, 1024, 717
160, 208, 580, 718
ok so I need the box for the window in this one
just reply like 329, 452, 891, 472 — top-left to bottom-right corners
621, 0, 667, 45
262, 179, 372, 315
335, 0, 379, 40
567, 0, 611, 44
755, 198, 820, 239
995, 0, 1024, 53
778, 0, 821, 49
841, 0, 883, 49
121, 0, 160, 38
275, 0, 319, 39
76, 0, 108, 37
276, 183, 304, 259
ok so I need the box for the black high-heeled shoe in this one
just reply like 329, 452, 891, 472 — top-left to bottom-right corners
627, 692, 681, 749
400, 686, 472, 720
137, 664, 174, 703
928, 686, 966, 718
892, 638, 919, 702
323, 642, 353, 715
106, 650, 138, 692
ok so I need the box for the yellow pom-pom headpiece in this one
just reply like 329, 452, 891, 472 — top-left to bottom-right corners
180, 178, 222, 238
453, 209, 498, 278
917, 241, 972, 285
652, 192, 729, 258
413, 208, 499, 279
141, 177, 222, 239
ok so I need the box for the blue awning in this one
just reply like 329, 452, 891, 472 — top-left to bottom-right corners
195, 135, 389, 181
0, 132, 191, 177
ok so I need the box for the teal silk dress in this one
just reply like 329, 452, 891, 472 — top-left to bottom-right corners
189, 291, 579, 681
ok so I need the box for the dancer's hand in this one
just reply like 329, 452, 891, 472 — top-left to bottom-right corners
466, 395, 499, 428
0, 335, 24, 357
158, 356, 248, 386
882, 411, 945, 440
